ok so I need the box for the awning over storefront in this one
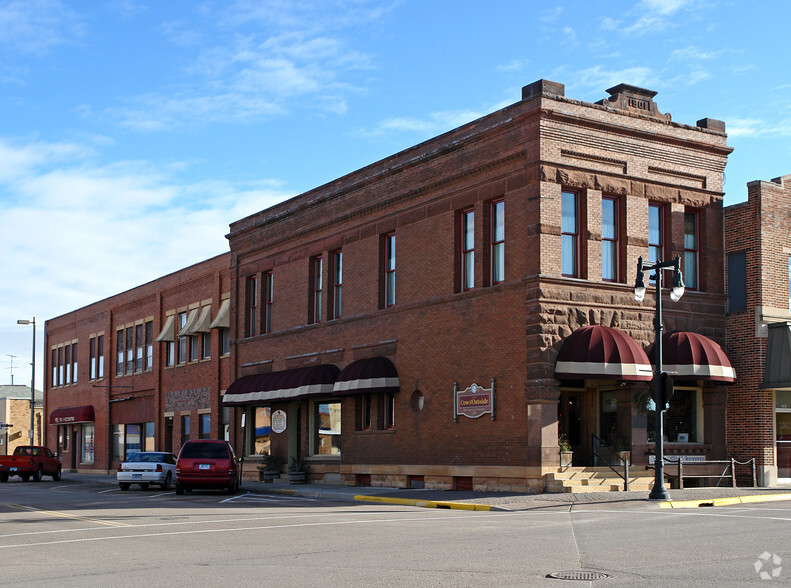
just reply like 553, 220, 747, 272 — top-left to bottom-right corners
763, 322, 791, 389
650, 331, 736, 382
555, 325, 653, 381
210, 299, 230, 329
49, 405, 95, 425
333, 356, 400, 396
155, 315, 175, 342
222, 364, 340, 406
177, 309, 199, 337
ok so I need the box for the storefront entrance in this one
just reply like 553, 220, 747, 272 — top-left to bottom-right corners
776, 391, 791, 483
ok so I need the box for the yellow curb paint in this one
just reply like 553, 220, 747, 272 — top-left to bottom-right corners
660, 493, 791, 509
353, 495, 493, 511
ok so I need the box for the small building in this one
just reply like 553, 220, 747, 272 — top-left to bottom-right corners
0, 385, 43, 452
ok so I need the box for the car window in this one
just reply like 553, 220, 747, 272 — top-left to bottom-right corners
126, 453, 143, 462
180, 442, 229, 459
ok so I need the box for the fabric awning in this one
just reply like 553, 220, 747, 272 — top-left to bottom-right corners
222, 364, 340, 406
650, 331, 736, 382
177, 309, 199, 337
210, 299, 230, 329
333, 356, 400, 396
555, 325, 653, 381
193, 306, 212, 333
763, 322, 791, 389
155, 315, 175, 342
49, 405, 95, 425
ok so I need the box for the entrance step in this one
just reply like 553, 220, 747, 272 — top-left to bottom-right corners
545, 466, 656, 493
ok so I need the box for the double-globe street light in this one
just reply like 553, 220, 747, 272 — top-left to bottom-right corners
634, 256, 685, 500
17, 318, 36, 446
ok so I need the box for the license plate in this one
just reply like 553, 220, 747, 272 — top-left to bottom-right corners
198, 464, 210, 470
133, 474, 142, 480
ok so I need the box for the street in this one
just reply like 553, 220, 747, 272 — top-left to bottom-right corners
0, 478, 789, 586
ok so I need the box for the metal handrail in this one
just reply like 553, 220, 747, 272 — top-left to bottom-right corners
651, 456, 757, 489
592, 434, 630, 491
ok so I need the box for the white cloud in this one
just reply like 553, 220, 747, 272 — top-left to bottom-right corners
562, 65, 658, 94
0, 0, 83, 57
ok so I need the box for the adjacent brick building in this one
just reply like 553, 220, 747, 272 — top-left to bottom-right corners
724, 175, 791, 485
46, 79, 748, 491
0, 385, 43, 452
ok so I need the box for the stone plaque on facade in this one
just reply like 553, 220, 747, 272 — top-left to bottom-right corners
272, 410, 287, 434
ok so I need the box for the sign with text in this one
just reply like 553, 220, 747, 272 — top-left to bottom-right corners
455, 383, 494, 419
272, 410, 287, 434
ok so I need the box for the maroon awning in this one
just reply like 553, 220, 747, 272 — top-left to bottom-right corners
555, 325, 653, 381
222, 364, 340, 406
49, 405, 95, 425
333, 356, 400, 396
650, 331, 736, 382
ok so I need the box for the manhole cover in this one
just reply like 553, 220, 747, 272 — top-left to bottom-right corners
547, 571, 611, 581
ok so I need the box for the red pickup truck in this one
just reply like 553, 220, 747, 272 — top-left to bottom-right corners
0, 445, 62, 482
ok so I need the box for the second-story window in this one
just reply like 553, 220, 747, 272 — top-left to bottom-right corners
65, 344, 71, 384
491, 199, 505, 284
71, 342, 78, 383
90, 336, 97, 381
311, 256, 323, 324
648, 203, 664, 265
561, 191, 579, 277
684, 210, 699, 290
384, 233, 396, 307
125, 327, 134, 375
135, 324, 143, 372
97, 334, 104, 378
331, 250, 343, 319
116, 330, 124, 376
263, 271, 273, 334
246, 275, 258, 337
177, 312, 187, 364
145, 322, 153, 371
602, 196, 619, 282
461, 209, 475, 291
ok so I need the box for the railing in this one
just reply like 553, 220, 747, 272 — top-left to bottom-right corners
592, 434, 630, 491
660, 457, 757, 489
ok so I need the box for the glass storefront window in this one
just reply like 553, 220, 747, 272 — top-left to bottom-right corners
112, 424, 124, 461
648, 388, 701, 443
314, 400, 341, 456
125, 424, 141, 459
145, 422, 155, 451
81, 424, 95, 463
250, 406, 271, 456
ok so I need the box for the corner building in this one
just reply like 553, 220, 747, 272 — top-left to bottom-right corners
224, 80, 736, 491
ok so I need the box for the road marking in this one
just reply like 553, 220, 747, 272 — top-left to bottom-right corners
0, 502, 131, 528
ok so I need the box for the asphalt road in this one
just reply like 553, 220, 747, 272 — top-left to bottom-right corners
0, 477, 789, 586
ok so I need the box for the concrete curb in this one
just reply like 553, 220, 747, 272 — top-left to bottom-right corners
660, 493, 791, 509
352, 494, 496, 511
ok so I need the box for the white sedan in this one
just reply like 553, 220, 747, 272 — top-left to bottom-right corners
117, 452, 177, 490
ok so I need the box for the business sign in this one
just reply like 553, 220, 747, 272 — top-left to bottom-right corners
272, 410, 287, 434
455, 383, 495, 420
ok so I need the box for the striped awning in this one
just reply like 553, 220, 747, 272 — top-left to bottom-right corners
555, 325, 653, 381
222, 364, 340, 406
333, 356, 400, 396
651, 331, 736, 382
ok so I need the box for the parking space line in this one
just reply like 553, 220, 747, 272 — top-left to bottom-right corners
0, 502, 131, 528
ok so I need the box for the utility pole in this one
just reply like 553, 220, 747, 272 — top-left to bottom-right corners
6, 354, 17, 385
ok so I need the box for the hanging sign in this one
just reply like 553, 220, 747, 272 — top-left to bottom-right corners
454, 382, 495, 420
272, 410, 287, 434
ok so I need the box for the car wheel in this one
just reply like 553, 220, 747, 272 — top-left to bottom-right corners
119, 483, 130, 491
52, 467, 62, 481
32, 465, 43, 482
0, 473, 8, 483
140, 483, 150, 490
21, 473, 30, 482
175, 483, 185, 495
162, 472, 172, 490
227, 476, 238, 495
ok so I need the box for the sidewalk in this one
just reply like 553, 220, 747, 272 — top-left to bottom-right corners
61, 471, 791, 511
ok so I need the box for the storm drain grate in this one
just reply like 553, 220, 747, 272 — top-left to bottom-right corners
547, 571, 611, 581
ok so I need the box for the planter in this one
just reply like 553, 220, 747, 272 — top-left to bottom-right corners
289, 471, 307, 484
560, 451, 573, 467
259, 469, 280, 483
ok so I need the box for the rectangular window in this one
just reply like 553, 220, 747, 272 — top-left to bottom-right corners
81, 424, 95, 464
561, 191, 579, 277
263, 271, 273, 334
684, 210, 699, 290
112, 424, 124, 462
461, 208, 475, 291
727, 251, 747, 312
314, 401, 341, 456
145, 321, 153, 371
125, 424, 141, 459
51, 348, 57, 387
199, 414, 211, 439
165, 339, 174, 367
97, 334, 104, 378
220, 328, 230, 356
125, 327, 134, 375
181, 415, 190, 449
116, 330, 124, 376
331, 250, 343, 319
648, 203, 664, 266
382, 392, 395, 430
311, 255, 323, 324
357, 394, 372, 431
71, 342, 78, 383
246, 275, 258, 337
384, 233, 396, 308
189, 334, 199, 362
90, 337, 97, 381
58, 346, 63, 385
135, 324, 143, 372
177, 312, 187, 364
64, 344, 71, 385
602, 196, 619, 282
491, 200, 505, 284
251, 406, 271, 456
201, 331, 211, 360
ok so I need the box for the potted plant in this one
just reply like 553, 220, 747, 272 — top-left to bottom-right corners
558, 434, 573, 467
610, 437, 631, 466
288, 458, 308, 484
257, 451, 283, 483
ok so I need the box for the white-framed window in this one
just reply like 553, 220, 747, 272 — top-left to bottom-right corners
561, 190, 579, 277
461, 208, 475, 291
490, 199, 505, 284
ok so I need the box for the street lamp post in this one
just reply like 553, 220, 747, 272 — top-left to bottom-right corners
634, 256, 685, 501
17, 318, 36, 446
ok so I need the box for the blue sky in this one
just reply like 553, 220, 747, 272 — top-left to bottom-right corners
1, 0, 789, 388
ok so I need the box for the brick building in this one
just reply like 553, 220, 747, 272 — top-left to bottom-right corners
44, 254, 231, 472
222, 80, 736, 490
0, 385, 43, 452
724, 175, 791, 485
45, 79, 743, 491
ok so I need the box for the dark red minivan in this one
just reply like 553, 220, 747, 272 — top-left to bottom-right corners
175, 439, 240, 495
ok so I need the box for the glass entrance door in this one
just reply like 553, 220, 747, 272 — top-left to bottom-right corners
559, 390, 583, 465
776, 412, 791, 482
